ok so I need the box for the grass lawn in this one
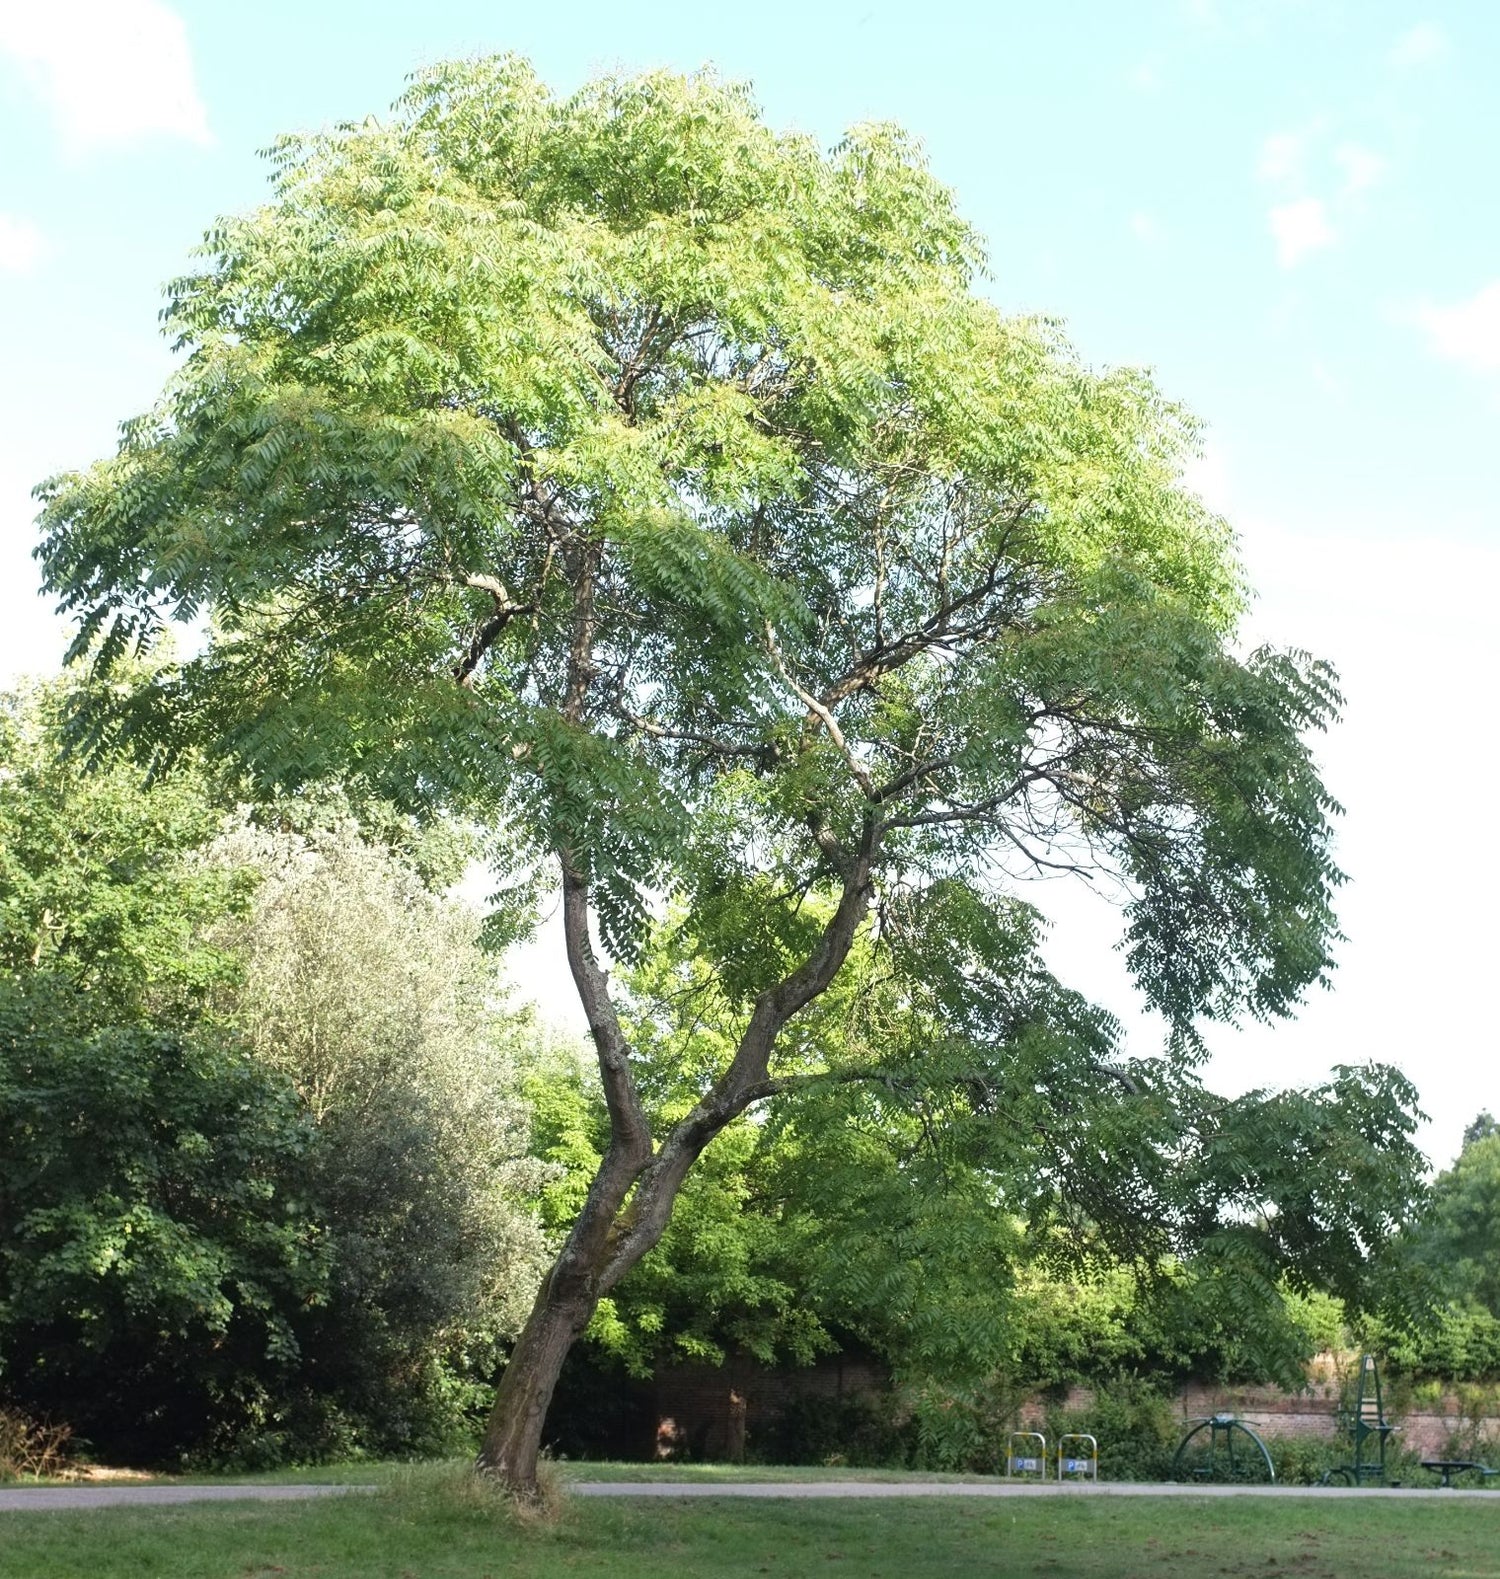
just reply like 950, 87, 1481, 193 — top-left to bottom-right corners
3, 1468, 1500, 1579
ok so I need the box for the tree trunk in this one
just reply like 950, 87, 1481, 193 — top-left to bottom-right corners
474, 845, 652, 1497
475, 1264, 599, 1497
476, 833, 876, 1497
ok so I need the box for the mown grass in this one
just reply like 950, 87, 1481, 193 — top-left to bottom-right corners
3, 1465, 1500, 1579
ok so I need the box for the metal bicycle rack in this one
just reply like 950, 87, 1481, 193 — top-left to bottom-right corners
1057, 1432, 1098, 1481
1006, 1431, 1048, 1480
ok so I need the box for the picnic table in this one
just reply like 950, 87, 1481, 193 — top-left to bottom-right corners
1420, 1459, 1498, 1489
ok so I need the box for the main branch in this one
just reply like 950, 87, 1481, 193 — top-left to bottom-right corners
476, 821, 877, 1497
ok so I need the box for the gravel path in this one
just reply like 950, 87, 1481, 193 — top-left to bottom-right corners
0, 1483, 374, 1512
5, 1477, 1498, 1512
572, 1479, 1500, 1501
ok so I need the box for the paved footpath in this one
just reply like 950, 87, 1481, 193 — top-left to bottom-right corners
0, 1484, 373, 1512
5, 1479, 1499, 1512
572, 1480, 1500, 1502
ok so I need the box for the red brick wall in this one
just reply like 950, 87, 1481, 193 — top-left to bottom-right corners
649, 1353, 889, 1461
1023, 1375, 1500, 1459
646, 1352, 1500, 1464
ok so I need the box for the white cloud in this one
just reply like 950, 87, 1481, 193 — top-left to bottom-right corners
1415, 282, 1500, 373
1255, 132, 1382, 269
1128, 212, 1159, 244
1389, 22, 1449, 67
0, 0, 211, 153
1257, 131, 1305, 186
1334, 142, 1385, 196
1268, 198, 1335, 268
0, 213, 47, 273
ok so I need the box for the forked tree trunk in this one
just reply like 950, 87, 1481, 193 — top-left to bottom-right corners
474, 1159, 686, 1495
474, 852, 655, 1498
478, 831, 875, 1498
475, 1154, 716, 1495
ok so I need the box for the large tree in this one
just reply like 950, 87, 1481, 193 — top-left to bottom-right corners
35, 58, 1416, 1493
1408, 1118, 1500, 1318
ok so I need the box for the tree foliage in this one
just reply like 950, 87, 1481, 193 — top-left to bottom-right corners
1426, 1123, 1500, 1315
37, 55, 1334, 1037
208, 818, 555, 1457
31, 57, 1422, 1489
1363, 1118, 1500, 1383
0, 685, 554, 1463
0, 685, 325, 1460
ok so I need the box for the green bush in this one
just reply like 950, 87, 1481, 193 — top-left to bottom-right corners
899, 1376, 1029, 1474
1368, 1302, 1500, 1383
0, 687, 555, 1468
0, 1019, 327, 1464
1273, 1432, 1444, 1489
1042, 1376, 1181, 1482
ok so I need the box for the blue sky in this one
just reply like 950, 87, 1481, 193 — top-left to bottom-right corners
2, 0, 1495, 1164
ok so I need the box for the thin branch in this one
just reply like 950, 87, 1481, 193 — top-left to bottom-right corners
454, 573, 533, 688
765, 620, 876, 797
738, 1065, 915, 1106
870, 754, 956, 805
611, 691, 767, 760
879, 768, 1048, 831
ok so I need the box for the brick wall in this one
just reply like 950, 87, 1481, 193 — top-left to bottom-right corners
644, 1351, 1500, 1464
649, 1352, 889, 1461
1163, 1381, 1498, 1458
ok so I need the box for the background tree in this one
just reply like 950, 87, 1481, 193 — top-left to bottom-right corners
1433, 1121, 1500, 1315
35, 58, 1422, 1494
1462, 1112, 1498, 1151
209, 817, 556, 1457
0, 684, 325, 1460
1360, 1115, 1500, 1383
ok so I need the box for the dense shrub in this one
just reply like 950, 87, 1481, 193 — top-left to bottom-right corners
1, 687, 555, 1466
1265, 1434, 1344, 1486
1040, 1376, 1181, 1482
1364, 1301, 1500, 1384
0, 1010, 327, 1463
0, 687, 328, 1462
